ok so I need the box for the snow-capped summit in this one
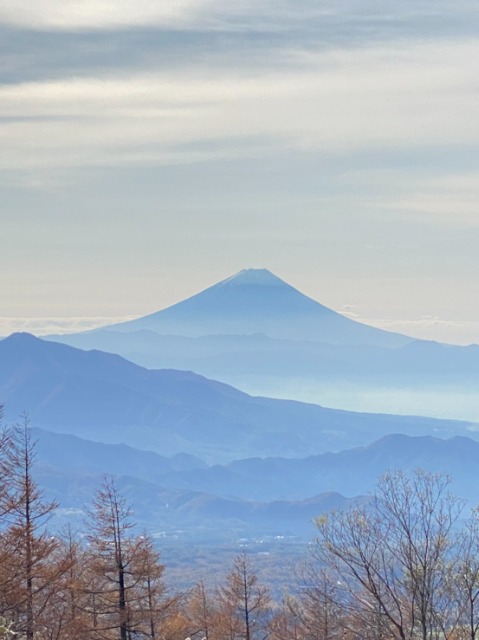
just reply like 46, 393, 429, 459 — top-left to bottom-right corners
219, 268, 286, 288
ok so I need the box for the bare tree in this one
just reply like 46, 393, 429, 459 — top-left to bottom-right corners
314, 470, 464, 640
445, 509, 479, 640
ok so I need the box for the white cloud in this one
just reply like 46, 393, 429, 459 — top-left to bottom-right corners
0, 0, 369, 31
341, 312, 479, 346
329, 167, 479, 228
3, 312, 479, 346
0, 0, 337, 31
1, 39, 478, 177
0, 0, 216, 30
0, 0, 470, 32
0, 316, 136, 337
385, 172, 479, 226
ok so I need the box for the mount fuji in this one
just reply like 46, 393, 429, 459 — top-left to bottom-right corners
98, 268, 411, 347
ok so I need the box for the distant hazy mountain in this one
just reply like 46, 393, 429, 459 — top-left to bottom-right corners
40, 465, 359, 538
76, 268, 412, 348
52, 328, 479, 386
156, 433, 479, 504
30, 429, 360, 539
47, 269, 479, 422
0, 333, 475, 462
33, 427, 207, 479
32, 428, 479, 536
34, 427, 479, 505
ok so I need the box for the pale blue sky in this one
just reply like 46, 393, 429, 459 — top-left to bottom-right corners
1, 1, 479, 344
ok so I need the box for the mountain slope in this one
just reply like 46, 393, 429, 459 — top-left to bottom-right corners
91, 268, 412, 348
0, 333, 475, 462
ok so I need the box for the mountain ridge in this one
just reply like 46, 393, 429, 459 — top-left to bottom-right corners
0, 332, 475, 463
30, 427, 479, 535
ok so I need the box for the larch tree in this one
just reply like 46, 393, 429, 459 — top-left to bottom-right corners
295, 566, 343, 640
267, 595, 303, 640
0, 411, 15, 620
1, 415, 71, 640
0, 415, 68, 640
0, 405, 12, 517
86, 476, 136, 640
217, 552, 270, 640
45, 526, 93, 640
127, 532, 179, 639
186, 579, 221, 640
85, 476, 173, 640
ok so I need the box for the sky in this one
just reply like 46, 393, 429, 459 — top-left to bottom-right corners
1, 1, 479, 344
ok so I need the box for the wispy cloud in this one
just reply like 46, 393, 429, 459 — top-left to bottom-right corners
341, 311, 479, 346
0, 0, 475, 33
0, 0, 214, 30
3, 313, 479, 346
1, 39, 478, 179
0, 316, 137, 337
385, 173, 479, 226
329, 167, 479, 229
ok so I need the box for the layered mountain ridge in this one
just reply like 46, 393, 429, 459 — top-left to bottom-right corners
0, 332, 474, 463
30, 427, 479, 535
46, 268, 479, 421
